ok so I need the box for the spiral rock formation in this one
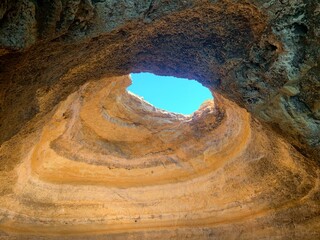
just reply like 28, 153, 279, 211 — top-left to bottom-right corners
0, 0, 319, 239
0, 76, 319, 239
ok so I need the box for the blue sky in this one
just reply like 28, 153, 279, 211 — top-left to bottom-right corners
128, 73, 212, 115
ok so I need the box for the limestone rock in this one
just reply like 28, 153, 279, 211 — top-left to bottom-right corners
0, 0, 319, 239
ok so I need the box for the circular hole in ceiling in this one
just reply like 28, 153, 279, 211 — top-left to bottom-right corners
127, 72, 212, 115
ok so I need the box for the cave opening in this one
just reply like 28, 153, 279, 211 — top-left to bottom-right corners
127, 72, 212, 115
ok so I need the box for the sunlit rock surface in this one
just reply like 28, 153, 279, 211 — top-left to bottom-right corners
0, 0, 319, 239
0, 76, 319, 239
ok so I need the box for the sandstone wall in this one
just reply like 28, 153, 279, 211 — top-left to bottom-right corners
0, 0, 319, 239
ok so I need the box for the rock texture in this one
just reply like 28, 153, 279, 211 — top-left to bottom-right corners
0, 0, 319, 239
0, 76, 319, 239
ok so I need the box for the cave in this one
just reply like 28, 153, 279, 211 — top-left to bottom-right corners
0, 0, 319, 239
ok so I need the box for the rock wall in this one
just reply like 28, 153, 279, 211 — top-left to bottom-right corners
0, 76, 319, 239
0, 0, 319, 239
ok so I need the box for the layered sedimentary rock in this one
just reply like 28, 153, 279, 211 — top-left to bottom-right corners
0, 0, 319, 239
0, 0, 319, 160
0, 76, 318, 239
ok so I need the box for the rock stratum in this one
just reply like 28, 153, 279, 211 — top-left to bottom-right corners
0, 0, 319, 239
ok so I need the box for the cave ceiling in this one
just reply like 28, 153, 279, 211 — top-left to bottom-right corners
0, 0, 319, 239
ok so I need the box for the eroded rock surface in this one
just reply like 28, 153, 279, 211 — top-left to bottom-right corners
0, 0, 319, 239
0, 76, 319, 239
